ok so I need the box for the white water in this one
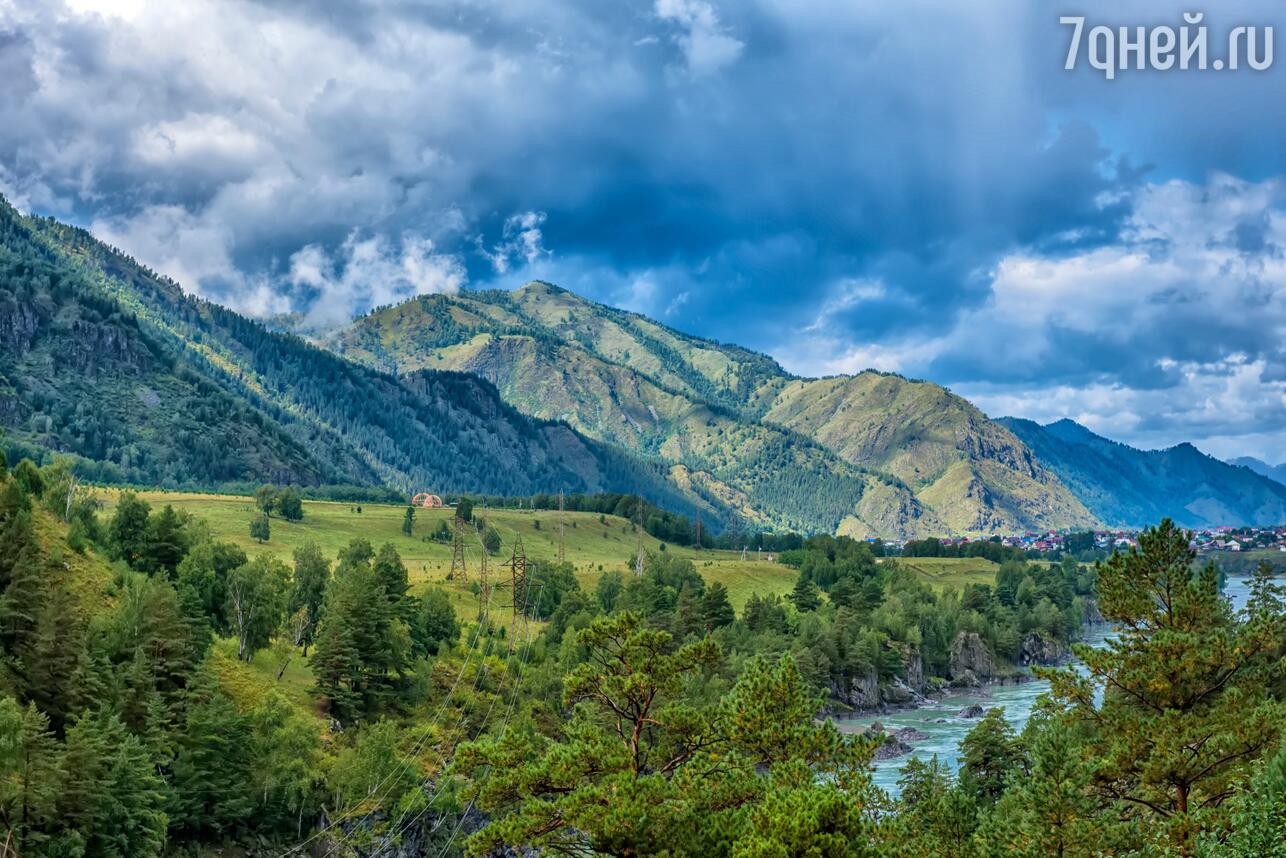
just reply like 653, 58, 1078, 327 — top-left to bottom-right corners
837, 575, 1257, 794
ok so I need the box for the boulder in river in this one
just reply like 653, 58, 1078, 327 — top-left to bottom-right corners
890, 726, 931, 742
958, 704, 986, 719
870, 727, 913, 761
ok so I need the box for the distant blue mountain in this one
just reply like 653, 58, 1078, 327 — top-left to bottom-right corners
1229, 456, 1286, 488
998, 418, 1286, 528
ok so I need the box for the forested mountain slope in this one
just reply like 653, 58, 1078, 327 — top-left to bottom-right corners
324, 289, 943, 536
328, 282, 1095, 534
0, 198, 700, 515
1000, 417, 1286, 528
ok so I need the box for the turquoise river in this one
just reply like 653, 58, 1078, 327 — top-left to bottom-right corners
836, 574, 1257, 794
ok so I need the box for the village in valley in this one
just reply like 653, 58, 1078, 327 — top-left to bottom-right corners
885, 524, 1286, 557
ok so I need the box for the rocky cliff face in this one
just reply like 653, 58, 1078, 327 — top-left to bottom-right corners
1018, 632, 1070, 667
948, 631, 996, 686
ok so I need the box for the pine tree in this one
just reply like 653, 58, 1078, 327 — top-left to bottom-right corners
142, 504, 189, 578
25, 585, 86, 734
974, 717, 1105, 858
1047, 519, 1285, 854
169, 672, 255, 837
1221, 740, 1286, 858
958, 708, 1022, 805
791, 574, 822, 612
401, 505, 415, 536
60, 710, 168, 858
702, 581, 735, 630
309, 540, 405, 722
0, 481, 41, 655
0, 698, 62, 854
372, 542, 409, 604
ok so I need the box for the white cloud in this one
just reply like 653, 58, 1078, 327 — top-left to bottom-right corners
289, 231, 465, 329
484, 211, 550, 274
92, 204, 239, 293
131, 114, 265, 172
654, 0, 744, 76
771, 174, 1286, 458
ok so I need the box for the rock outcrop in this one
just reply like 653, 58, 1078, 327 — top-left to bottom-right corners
948, 631, 995, 686
866, 723, 918, 761
1018, 632, 1070, 666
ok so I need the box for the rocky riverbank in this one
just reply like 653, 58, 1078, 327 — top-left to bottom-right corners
823, 629, 1073, 719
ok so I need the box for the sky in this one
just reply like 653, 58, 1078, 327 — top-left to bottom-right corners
0, 0, 1283, 462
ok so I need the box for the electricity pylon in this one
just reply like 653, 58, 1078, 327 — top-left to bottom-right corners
474, 521, 491, 619
502, 534, 530, 622
633, 512, 646, 578
450, 513, 468, 582
557, 491, 566, 564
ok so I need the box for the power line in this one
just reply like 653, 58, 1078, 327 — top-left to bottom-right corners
282, 586, 493, 858
383, 579, 544, 854
501, 534, 530, 629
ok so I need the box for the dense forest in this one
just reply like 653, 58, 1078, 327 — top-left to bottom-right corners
0, 449, 1282, 856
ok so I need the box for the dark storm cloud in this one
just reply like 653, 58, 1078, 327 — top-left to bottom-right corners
0, 0, 1283, 457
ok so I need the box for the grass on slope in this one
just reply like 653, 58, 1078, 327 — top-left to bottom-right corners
97, 491, 799, 612
890, 556, 1000, 592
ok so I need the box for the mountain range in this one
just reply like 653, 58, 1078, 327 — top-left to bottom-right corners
1001, 418, 1286, 529
1228, 456, 1286, 488
322, 284, 1099, 536
3, 194, 1283, 537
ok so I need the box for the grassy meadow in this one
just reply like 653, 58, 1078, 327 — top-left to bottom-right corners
97, 490, 802, 615
890, 556, 1001, 591
95, 490, 1012, 635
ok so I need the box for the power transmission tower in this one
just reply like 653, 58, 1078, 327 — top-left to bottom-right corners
450, 513, 468, 582
502, 534, 530, 623
633, 512, 646, 578
474, 521, 491, 619
557, 491, 566, 564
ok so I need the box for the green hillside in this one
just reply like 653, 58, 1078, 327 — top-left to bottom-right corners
0, 198, 708, 519
327, 282, 1095, 536
98, 489, 799, 611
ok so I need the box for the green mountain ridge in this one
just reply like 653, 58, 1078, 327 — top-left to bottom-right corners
0, 199, 705, 518
9, 199, 1271, 538
325, 282, 1098, 536
999, 417, 1286, 528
